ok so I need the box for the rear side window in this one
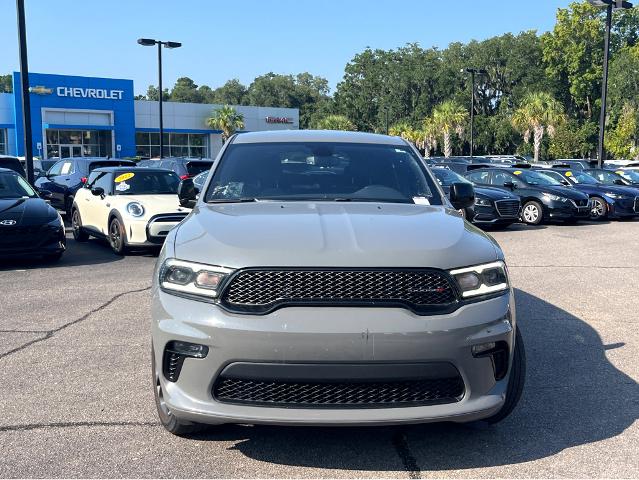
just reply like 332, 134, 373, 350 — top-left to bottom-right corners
186, 161, 213, 176
466, 171, 491, 184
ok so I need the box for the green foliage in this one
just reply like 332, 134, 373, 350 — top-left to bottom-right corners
0, 74, 12, 93
210, 79, 247, 105
605, 104, 638, 159
512, 92, 565, 161
431, 101, 468, 157
205, 105, 244, 143
312, 114, 356, 131
549, 119, 597, 158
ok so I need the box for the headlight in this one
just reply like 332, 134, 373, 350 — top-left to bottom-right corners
542, 192, 566, 202
126, 202, 145, 217
449, 261, 509, 298
474, 197, 492, 206
159, 258, 233, 301
604, 192, 625, 199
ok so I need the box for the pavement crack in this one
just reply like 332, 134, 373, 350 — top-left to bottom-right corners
392, 430, 421, 479
0, 420, 158, 432
0, 286, 151, 361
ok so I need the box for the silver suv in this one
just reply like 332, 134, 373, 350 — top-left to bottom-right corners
151, 130, 525, 435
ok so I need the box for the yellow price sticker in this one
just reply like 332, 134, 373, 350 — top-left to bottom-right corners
616, 171, 623, 175
114, 172, 135, 183
513, 170, 522, 175
565, 171, 573, 177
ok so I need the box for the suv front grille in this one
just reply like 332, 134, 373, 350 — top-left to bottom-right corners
494, 199, 520, 218
213, 376, 465, 408
220, 268, 458, 314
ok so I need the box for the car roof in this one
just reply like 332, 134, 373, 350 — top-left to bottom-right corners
231, 130, 407, 145
91, 167, 174, 174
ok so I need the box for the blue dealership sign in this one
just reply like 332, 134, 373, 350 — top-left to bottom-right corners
12, 72, 136, 158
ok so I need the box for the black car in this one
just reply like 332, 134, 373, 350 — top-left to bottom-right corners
432, 167, 520, 226
138, 157, 213, 180
34, 157, 136, 215
0, 155, 27, 178
464, 167, 591, 225
551, 159, 596, 170
537, 168, 639, 220
584, 168, 638, 187
597, 167, 639, 186
0, 168, 66, 261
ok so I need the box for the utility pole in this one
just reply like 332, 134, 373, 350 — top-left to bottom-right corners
15, 0, 34, 183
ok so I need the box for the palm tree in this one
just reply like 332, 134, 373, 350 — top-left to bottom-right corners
421, 117, 438, 158
206, 105, 244, 143
512, 92, 565, 162
313, 114, 357, 131
389, 122, 423, 150
432, 101, 468, 158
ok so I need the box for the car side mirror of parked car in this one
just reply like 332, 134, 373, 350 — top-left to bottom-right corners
614, 179, 625, 185
449, 182, 475, 210
91, 186, 105, 197
503, 181, 516, 190
178, 178, 197, 208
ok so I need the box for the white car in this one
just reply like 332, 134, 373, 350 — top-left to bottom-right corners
71, 167, 190, 254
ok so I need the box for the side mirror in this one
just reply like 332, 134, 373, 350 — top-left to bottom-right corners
91, 186, 105, 197
450, 182, 475, 210
614, 179, 625, 185
38, 189, 53, 200
503, 181, 516, 190
178, 178, 197, 208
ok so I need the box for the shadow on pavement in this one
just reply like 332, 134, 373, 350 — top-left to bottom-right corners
188, 288, 637, 472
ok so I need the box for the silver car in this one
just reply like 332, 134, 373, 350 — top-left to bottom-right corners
151, 130, 525, 435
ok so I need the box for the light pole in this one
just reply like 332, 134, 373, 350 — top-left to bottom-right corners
137, 39, 182, 159
588, 0, 633, 167
461, 68, 487, 157
15, 0, 34, 184
384, 107, 389, 135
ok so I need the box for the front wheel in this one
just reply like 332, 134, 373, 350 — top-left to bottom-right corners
108, 217, 127, 255
484, 327, 526, 424
521, 200, 543, 225
152, 346, 207, 436
590, 196, 608, 220
71, 208, 89, 242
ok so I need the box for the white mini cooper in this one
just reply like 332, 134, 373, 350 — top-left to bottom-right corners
71, 167, 190, 254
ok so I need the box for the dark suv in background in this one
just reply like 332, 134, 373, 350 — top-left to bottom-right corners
138, 157, 213, 180
0, 155, 27, 178
465, 167, 591, 225
34, 157, 136, 214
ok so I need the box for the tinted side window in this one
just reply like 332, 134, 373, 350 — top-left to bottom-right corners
88, 172, 112, 193
467, 171, 491, 184
492, 171, 515, 186
48, 160, 65, 176
60, 161, 74, 175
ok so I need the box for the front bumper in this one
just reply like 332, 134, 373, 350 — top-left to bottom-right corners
151, 289, 516, 426
608, 196, 639, 218
125, 213, 188, 246
544, 199, 590, 219
0, 223, 66, 258
472, 201, 520, 224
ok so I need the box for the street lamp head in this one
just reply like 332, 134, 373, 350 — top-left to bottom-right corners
587, 0, 633, 8
164, 41, 182, 49
137, 38, 157, 46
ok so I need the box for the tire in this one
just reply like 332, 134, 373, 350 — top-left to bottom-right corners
108, 216, 127, 255
152, 346, 206, 436
485, 327, 526, 424
43, 251, 64, 263
590, 196, 608, 221
64, 196, 74, 217
521, 200, 543, 225
71, 208, 89, 242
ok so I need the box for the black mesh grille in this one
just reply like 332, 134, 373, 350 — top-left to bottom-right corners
494, 199, 520, 218
634, 197, 639, 213
220, 268, 457, 314
213, 376, 465, 408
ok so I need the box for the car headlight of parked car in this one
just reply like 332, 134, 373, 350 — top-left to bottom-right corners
126, 202, 145, 217
542, 192, 567, 202
474, 197, 492, 206
159, 258, 234, 301
449, 261, 509, 298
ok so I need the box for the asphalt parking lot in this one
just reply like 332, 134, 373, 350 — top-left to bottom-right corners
0, 220, 638, 478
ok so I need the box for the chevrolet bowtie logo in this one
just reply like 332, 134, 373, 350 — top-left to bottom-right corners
28, 85, 52, 95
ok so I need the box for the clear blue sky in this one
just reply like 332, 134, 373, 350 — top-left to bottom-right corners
1, 0, 573, 95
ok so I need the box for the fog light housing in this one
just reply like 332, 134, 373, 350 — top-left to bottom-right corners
162, 341, 209, 382
472, 341, 510, 381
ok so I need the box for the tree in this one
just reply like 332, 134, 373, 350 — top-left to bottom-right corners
312, 114, 356, 131
206, 105, 244, 143
0, 74, 12, 93
211, 79, 247, 105
512, 92, 565, 161
389, 122, 422, 148
136, 85, 170, 101
421, 118, 438, 158
432, 101, 468, 157
170, 77, 205, 103
549, 119, 597, 159
605, 104, 638, 159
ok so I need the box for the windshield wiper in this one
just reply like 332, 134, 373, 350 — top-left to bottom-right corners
207, 198, 258, 204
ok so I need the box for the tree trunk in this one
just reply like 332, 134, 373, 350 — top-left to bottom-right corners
533, 125, 544, 162
444, 131, 452, 158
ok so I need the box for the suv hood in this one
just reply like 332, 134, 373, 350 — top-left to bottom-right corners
174, 202, 500, 269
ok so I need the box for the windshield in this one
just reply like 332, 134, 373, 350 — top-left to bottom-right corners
567, 171, 599, 185
0, 173, 37, 198
113, 171, 180, 195
432, 168, 471, 186
616, 169, 639, 182
516, 170, 562, 186
587, 170, 619, 184
204, 142, 440, 204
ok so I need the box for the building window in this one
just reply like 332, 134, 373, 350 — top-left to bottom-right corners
45, 129, 112, 158
135, 132, 208, 159
0, 129, 6, 155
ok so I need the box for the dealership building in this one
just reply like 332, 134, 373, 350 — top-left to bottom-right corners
0, 72, 299, 160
